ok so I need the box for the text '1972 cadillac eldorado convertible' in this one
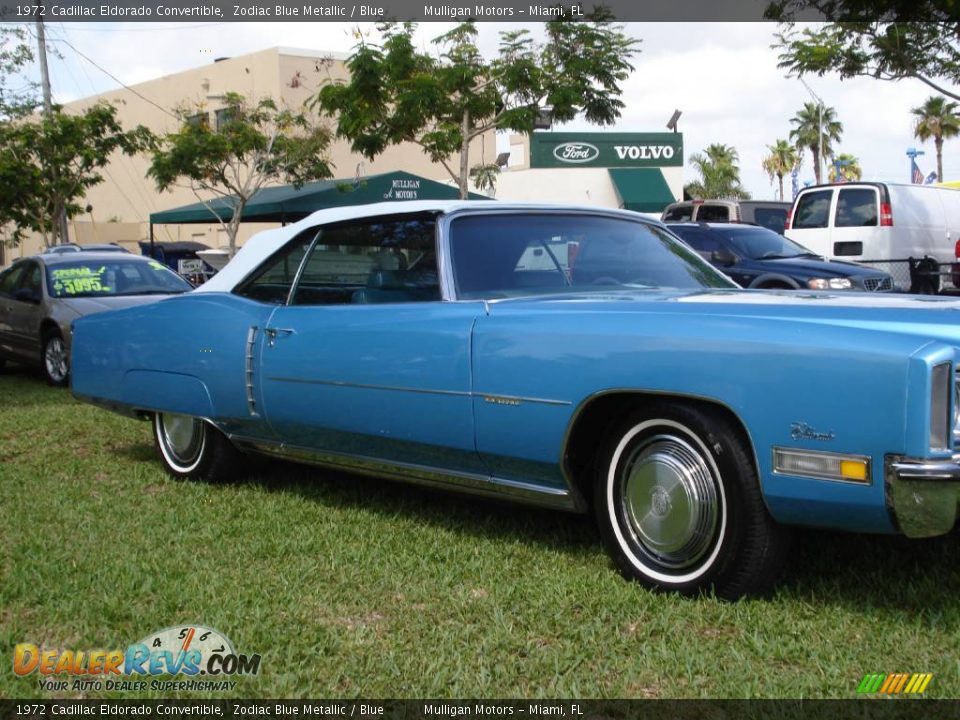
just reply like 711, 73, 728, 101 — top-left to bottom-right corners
71, 201, 960, 599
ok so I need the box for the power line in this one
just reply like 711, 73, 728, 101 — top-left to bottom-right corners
47, 33, 178, 120
49, 24, 155, 223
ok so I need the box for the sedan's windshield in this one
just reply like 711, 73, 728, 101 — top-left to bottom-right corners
46, 259, 192, 298
450, 214, 736, 299
719, 227, 818, 260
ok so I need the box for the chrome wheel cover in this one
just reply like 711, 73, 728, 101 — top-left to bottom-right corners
159, 413, 204, 466
620, 433, 720, 570
44, 336, 68, 382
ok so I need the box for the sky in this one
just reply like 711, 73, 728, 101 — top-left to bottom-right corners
13, 20, 958, 198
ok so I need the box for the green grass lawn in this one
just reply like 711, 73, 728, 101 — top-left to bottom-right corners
1, 366, 958, 699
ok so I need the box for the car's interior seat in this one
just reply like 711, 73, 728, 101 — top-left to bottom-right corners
351, 268, 414, 304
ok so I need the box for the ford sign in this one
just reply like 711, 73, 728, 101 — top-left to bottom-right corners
553, 142, 600, 164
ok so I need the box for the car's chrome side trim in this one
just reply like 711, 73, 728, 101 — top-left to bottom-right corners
262, 376, 571, 406
229, 435, 578, 512
244, 326, 259, 417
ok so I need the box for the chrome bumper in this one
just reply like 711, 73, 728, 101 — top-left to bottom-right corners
886, 455, 960, 537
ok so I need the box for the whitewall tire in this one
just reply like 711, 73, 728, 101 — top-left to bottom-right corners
153, 413, 243, 483
594, 402, 791, 600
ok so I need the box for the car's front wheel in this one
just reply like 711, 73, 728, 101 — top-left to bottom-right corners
153, 413, 243, 483
41, 330, 69, 387
594, 402, 790, 600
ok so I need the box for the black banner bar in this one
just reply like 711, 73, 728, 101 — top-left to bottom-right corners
0, 0, 952, 22
2, 700, 960, 720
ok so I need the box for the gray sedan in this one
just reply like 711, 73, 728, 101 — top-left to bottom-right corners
0, 252, 192, 385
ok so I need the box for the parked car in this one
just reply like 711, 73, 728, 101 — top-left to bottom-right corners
666, 222, 895, 291
71, 201, 960, 599
661, 199, 792, 234
0, 253, 193, 386
138, 240, 216, 284
42, 242, 130, 254
785, 183, 960, 280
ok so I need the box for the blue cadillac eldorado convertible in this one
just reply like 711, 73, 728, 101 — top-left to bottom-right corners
71, 201, 960, 599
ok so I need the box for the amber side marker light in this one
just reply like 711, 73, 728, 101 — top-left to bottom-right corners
773, 448, 871, 483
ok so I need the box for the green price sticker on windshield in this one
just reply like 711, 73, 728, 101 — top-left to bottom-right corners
50, 266, 111, 295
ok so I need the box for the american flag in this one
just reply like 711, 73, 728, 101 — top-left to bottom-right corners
911, 159, 924, 184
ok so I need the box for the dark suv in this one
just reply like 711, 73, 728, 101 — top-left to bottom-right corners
666, 223, 895, 292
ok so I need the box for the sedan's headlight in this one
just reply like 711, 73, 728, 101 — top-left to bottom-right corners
807, 277, 853, 290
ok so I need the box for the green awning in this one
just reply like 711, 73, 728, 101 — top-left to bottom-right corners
149, 171, 486, 225
608, 168, 676, 213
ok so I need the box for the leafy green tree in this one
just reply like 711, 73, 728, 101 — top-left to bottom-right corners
685, 143, 750, 199
828, 153, 862, 182
0, 26, 37, 119
789, 102, 843, 184
0, 103, 154, 247
149, 93, 333, 258
761, 139, 799, 200
313, 18, 639, 199
774, 22, 960, 103
911, 96, 960, 182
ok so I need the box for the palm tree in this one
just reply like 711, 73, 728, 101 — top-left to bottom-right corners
761, 139, 798, 201
686, 143, 750, 199
912, 96, 960, 182
789, 102, 843, 184
827, 153, 862, 182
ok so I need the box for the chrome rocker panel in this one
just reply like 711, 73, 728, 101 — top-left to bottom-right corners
230, 435, 579, 512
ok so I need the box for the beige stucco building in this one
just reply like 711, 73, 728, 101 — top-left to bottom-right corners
2, 46, 496, 266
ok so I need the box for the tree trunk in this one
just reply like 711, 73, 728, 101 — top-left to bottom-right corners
777, 173, 784, 202
227, 201, 245, 258
811, 146, 821, 184
936, 135, 944, 182
459, 109, 470, 200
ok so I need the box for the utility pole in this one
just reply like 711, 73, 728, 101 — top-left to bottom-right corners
35, 0, 70, 245
799, 78, 827, 185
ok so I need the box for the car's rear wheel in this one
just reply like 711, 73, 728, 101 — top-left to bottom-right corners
153, 413, 243, 483
594, 401, 790, 600
41, 330, 69, 387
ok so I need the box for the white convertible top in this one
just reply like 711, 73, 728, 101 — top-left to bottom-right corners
195, 200, 500, 293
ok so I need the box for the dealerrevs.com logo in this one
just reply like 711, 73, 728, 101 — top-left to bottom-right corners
14, 625, 261, 693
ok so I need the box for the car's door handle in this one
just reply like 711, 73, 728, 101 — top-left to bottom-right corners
264, 327, 294, 347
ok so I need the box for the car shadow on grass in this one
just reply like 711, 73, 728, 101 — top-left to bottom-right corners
777, 528, 958, 615
242, 455, 604, 559
224, 454, 960, 610
0, 364, 67, 405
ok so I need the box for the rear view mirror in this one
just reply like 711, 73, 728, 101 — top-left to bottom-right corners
712, 249, 737, 267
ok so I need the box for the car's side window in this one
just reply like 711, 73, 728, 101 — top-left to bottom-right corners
695, 205, 730, 222
19, 263, 42, 297
793, 190, 833, 229
676, 230, 722, 261
835, 188, 878, 228
0, 265, 26, 298
234, 229, 316, 304
290, 215, 439, 306
662, 206, 693, 221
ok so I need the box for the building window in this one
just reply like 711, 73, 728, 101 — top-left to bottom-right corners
185, 112, 209, 130
215, 107, 238, 131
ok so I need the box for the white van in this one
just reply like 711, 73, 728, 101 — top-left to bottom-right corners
786, 183, 960, 266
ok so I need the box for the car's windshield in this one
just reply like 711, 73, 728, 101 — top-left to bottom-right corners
718, 227, 817, 260
45, 259, 192, 298
450, 214, 736, 299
